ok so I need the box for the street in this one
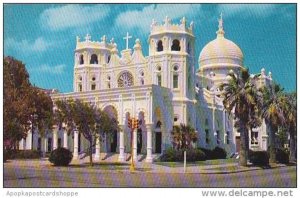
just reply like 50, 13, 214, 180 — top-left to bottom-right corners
4, 164, 296, 187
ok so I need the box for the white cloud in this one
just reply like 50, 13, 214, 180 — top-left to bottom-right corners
31, 64, 66, 74
115, 4, 202, 34
5, 37, 52, 53
217, 4, 277, 18
40, 4, 110, 31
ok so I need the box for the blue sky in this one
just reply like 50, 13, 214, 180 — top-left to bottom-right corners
4, 4, 296, 93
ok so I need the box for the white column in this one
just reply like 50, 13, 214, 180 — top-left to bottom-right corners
118, 126, 125, 162
73, 130, 79, 159
41, 136, 47, 157
133, 128, 137, 161
63, 130, 68, 149
146, 124, 153, 162
19, 138, 25, 150
95, 135, 101, 161
26, 131, 32, 150
53, 127, 58, 150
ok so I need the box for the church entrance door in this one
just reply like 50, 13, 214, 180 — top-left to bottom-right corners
155, 132, 162, 153
110, 131, 117, 152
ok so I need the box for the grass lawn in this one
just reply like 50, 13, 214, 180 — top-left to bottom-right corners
154, 158, 238, 167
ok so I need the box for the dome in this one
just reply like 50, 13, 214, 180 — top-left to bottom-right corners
199, 36, 243, 62
199, 15, 243, 67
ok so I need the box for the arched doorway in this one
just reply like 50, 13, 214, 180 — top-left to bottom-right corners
154, 121, 162, 153
103, 105, 118, 153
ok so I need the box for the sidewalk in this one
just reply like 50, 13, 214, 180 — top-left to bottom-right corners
4, 157, 289, 174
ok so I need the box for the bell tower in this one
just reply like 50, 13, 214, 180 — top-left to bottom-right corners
148, 16, 196, 126
73, 34, 115, 92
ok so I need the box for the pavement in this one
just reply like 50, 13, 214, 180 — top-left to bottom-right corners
3, 154, 290, 175
4, 153, 296, 187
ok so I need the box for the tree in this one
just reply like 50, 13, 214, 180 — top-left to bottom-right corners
4, 57, 34, 149
220, 68, 260, 166
260, 83, 287, 163
30, 87, 54, 153
171, 124, 198, 151
284, 92, 296, 162
54, 99, 119, 166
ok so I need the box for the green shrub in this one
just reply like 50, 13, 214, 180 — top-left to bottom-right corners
212, 147, 227, 159
199, 147, 227, 160
186, 148, 206, 161
8, 150, 41, 159
199, 148, 213, 160
49, 147, 73, 166
159, 148, 206, 162
249, 151, 269, 166
276, 148, 289, 164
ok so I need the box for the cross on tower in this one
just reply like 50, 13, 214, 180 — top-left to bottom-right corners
85, 34, 91, 42
123, 32, 132, 50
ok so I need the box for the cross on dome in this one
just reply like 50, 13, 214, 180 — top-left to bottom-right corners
216, 12, 225, 38
85, 34, 91, 42
123, 32, 132, 50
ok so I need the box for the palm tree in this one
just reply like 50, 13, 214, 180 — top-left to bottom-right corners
260, 83, 287, 163
220, 68, 260, 166
284, 92, 296, 162
171, 124, 198, 151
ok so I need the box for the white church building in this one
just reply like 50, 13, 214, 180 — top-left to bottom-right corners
19, 15, 273, 162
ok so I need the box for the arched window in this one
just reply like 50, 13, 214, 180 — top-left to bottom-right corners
92, 76, 96, 81
107, 55, 111, 63
157, 40, 163, 52
90, 54, 98, 64
79, 54, 84, 65
173, 74, 178, 88
157, 74, 162, 86
171, 39, 181, 51
78, 83, 82, 92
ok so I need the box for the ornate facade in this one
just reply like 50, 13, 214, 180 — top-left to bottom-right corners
20, 15, 273, 162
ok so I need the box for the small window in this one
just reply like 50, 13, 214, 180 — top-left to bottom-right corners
107, 76, 111, 80
174, 116, 178, 122
173, 74, 178, 88
91, 84, 96, 90
37, 138, 41, 151
157, 40, 163, 52
173, 65, 179, 71
79, 54, 84, 65
140, 78, 144, 85
226, 131, 230, 144
171, 39, 181, 51
205, 129, 210, 144
216, 130, 220, 145
48, 138, 52, 152
157, 66, 161, 71
78, 76, 82, 81
92, 77, 96, 81
140, 71, 144, 77
157, 74, 162, 86
58, 138, 62, 148
107, 82, 111, 89
251, 131, 259, 145
90, 54, 98, 64
205, 119, 209, 126
107, 55, 111, 63
78, 84, 82, 92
